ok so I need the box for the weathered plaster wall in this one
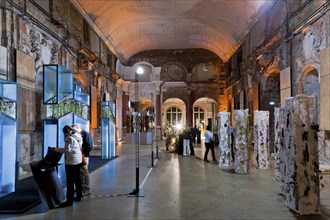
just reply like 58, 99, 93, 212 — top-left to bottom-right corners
227, 0, 330, 170
0, 0, 117, 176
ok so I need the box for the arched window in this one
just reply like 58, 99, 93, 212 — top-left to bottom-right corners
193, 106, 204, 129
166, 107, 182, 127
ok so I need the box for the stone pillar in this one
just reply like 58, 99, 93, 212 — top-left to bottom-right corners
218, 95, 228, 112
319, 47, 330, 171
284, 95, 320, 215
154, 81, 163, 139
217, 112, 231, 167
121, 81, 131, 133
122, 93, 129, 130
274, 107, 287, 195
186, 95, 193, 127
233, 109, 249, 174
156, 93, 161, 127
253, 111, 270, 169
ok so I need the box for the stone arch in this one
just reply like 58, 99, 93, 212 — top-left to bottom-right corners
260, 69, 281, 154
299, 64, 320, 123
131, 62, 155, 82
261, 69, 280, 107
193, 97, 217, 129
139, 98, 154, 111
297, 63, 320, 94
162, 98, 186, 130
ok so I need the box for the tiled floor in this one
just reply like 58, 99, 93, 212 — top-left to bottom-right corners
1, 141, 329, 220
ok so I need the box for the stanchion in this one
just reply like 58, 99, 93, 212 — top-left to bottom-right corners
128, 67, 144, 198
148, 143, 157, 168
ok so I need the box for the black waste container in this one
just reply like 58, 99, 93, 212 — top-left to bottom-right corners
30, 147, 65, 209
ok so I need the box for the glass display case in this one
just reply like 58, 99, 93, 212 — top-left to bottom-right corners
43, 64, 90, 185
101, 101, 116, 159
43, 113, 90, 185
43, 65, 73, 104
74, 91, 90, 106
0, 79, 17, 198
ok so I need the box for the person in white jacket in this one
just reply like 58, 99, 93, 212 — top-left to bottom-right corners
204, 125, 217, 163
55, 125, 83, 207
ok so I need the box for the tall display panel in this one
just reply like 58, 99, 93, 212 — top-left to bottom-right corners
253, 111, 270, 169
233, 109, 249, 174
102, 101, 116, 159
284, 95, 320, 215
0, 79, 17, 198
43, 65, 90, 185
217, 112, 232, 167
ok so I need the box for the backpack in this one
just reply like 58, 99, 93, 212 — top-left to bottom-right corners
81, 130, 93, 156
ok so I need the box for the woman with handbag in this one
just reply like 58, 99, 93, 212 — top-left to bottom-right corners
54, 125, 83, 207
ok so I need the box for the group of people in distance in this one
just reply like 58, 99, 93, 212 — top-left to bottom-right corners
53, 124, 93, 207
180, 124, 217, 163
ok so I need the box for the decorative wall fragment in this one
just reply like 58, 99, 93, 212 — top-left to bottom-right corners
284, 95, 320, 215
233, 109, 249, 174
274, 107, 287, 195
217, 112, 231, 167
253, 111, 270, 169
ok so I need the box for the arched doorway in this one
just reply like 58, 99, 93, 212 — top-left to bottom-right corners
162, 98, 186, 136
193, 97, 217, 131
302, 67, 320, 121
261, 70, 280, 154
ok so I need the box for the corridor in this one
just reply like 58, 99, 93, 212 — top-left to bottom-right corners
2, 141, 330, 220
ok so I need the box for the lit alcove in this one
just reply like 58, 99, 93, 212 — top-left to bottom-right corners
302, 67, 320, 119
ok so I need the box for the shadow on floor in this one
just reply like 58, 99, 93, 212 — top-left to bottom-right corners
0, 156, 115, 214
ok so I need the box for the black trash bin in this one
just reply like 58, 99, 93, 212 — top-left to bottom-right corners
30, 147, 66, 209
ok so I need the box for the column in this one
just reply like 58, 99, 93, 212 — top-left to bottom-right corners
122, 92, 129, 130
284, 95, 320, 215
274, 107, 287, 195
253, 111, 270, 169
156, 93, 161, 127
217, 112, 231, 167
233, 109, 249, 174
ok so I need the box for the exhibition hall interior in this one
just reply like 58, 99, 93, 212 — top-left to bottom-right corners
0, 0, 329, 219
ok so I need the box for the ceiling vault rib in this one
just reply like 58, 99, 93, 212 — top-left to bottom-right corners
70, 0, 126, 63
73, 0, 272, 63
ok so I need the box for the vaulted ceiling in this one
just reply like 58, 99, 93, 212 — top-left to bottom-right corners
72, 0, 271, 64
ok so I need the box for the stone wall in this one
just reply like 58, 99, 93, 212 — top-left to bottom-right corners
0, 0, 117, 177
225, 0, 330, 171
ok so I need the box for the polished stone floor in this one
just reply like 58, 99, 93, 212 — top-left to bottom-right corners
1, 141, 329, 220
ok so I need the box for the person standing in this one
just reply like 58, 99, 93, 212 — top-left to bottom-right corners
71, 124, 93, 197
54, 125, 83, 207
182, 126, 191, 156
204, 125, 217, 163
